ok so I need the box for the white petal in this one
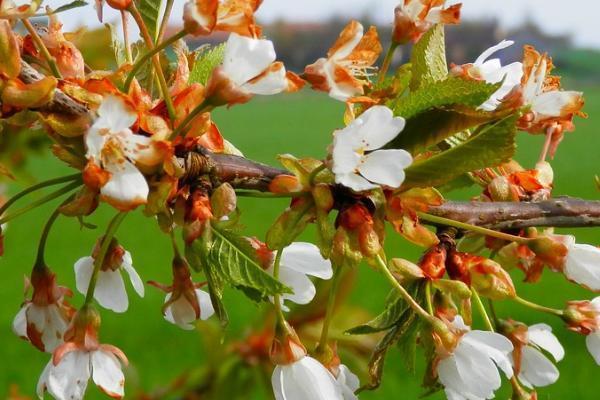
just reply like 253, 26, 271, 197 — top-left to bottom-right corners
527, 323, 564, 362
335, 172, 378, 192
37, 360, 52, 399
74, 256, 95, 296
222, 33, 276, 86
454, 342, 502, 398
463, 330, 514, 378
41, 305, 69, 353
121, 253, 145, 298
437, 354, 484, 399
164, 294, 197, 330
337, 364, 360, 400
85, 124, 107, 161
47, 351, 91, 400
518, 346, 559, 388
586, 332, 600, 365
242, 64, 288, 95
195, 289, 215, 320
272, 356, 343, 400
101, 159, 149, 209
12, 304, 28, 338
121, 133, 162, 167
330, 23, 363, 61
94, 270, 129, 313
97, 95, 137, 132
277, 266, 317, 305
531, 91, 583, 117
280, 242, 333, 279
351, 106, 406, 150
564, 243, 600, 290
357, 149, 412, 188
332, 130, 362, 175
591, 296, 600, 311
475, 40, 515, 66
91, 350, 125, 398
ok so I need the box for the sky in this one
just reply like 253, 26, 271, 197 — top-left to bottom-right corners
44, 0, 600, 48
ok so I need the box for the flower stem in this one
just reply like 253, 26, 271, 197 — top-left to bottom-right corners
121, 10, 133, 64
513, 296, 564, 317
21, 18, 62, 79
169, 101, 212, 140
315, 266, 343, 354
127, 2, 177, 122
472, 288, 495, 331
157, 0, 175, 43
35, 194, 75, 266
425, 280, 434, 315
84, 212, 128, 305
272, 247, 291, 334
123, 29, 187, 92
377, 42, 398, 84
375, 255, 436, 324
418, 212, 530, 244
0, 180, 81, 225
0, 173, 80, 217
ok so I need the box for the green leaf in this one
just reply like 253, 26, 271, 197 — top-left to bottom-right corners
403, 114, 518, 188
52, 0, 88, 14
410, 24, 447, 90
135, 0, 162, 41
186, 234, 229, 328
266, 196, 315, 250
208, 223, 291, 302
396, 318, 422, 374
389, 108, 501, 155
105, 23, 127, 67
346, 283, 423, 335
189, 44, 226, 86
395, 77, 502, 119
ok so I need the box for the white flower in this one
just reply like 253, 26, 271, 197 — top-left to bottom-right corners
437, 316, 514, 400
74, 247, 144, 313
163, 288, 215, 330
515, 323, 564, 388
85, 95, 161, 211
585, 297, 600, 365
268, 242, 333, 310
37, 346, 127, 400
469, 40, 523, 111
12, 302, 70, 353
332, 106, 412, 192
272, 355, 343, 400
337, 364, 360, 399
563, 236, 600, 291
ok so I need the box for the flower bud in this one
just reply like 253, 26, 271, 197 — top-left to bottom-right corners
450, 251, 516, 300
526, 235, 569, 271
312, 183, 334, 212
106, 0, 132, 10
563, 300, 600, 335
270, 323, 307, 365
487, 175, 519, 201
389, 258, 425, 283
419, 245, 447, 280
210, 183, 237, 219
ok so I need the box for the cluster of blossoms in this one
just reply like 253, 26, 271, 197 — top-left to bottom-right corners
0, 0, 596, 399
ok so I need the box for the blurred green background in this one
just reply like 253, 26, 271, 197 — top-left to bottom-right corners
1, 87, 598, 398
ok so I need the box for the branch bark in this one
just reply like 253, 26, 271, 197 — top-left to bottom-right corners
9, 62, 600, 230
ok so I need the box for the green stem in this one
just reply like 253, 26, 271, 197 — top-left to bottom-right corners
375, 255, 435, 324
84, 212, 128, 305
127, 3, 177, 122
121, 10, 133, 64
472, 288, 494, 331
35, 194, 75, 266
235, 190, 302, 199
169, 101, 212, 140
21, 18, 62, 79
514, 296, 563, 317
272, 248, 291, 334
488, 299, 500, 328
157, 0, 175, 43
377, 42, 398, 84
0, 181, 81, 225
308, 164, 326, 185
315, 266, 343, 354
123, 29, 187, 92
418, 212, 530, 244
425, 280, 434, 315
0, 173, 80, 217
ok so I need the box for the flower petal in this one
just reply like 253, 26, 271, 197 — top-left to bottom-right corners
337, 364, 360, 400
280, 242, 332, 279
121, 252, 145, 298
222, 33, 276, 86
273, 356, 343, 400
101, 159, 149, 211
335, 171, 378, 192
94, 269, 129, 313
564, 243, 600, 290
97, 95, 137, 132
277, 266, 316, 305
47, 351, 91, 400
518, 346, 559, 388
527, 323, 564, 362
195, 289, 215, 320
164, 294, 196, 330
475, 40, 515, 66
586, 331, 600, 365
74, 256, 95, 296
12, 304, 28, 338
242, 61, 288, 95
357, 149, 412, 188
463, 330, 514, 378
37, 360, 52, 398
531, 91, 584, 117
91, 350, 125, 398
332, 130, 362, 175
353, 106, 406, 150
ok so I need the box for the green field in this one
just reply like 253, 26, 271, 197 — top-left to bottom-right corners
1, 88, 599, 399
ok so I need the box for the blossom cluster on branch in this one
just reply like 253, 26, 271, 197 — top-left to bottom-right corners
0, 0, 597, 399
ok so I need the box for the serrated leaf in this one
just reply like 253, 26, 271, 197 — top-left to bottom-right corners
346, 283, 423, 335
403, 114, 518, 188
189, 44, 226, 86
395, 77, 501, 119
208, 223, 291, 302
389, 108, 500, 154
396, 318, 422, 374
410, 24, 447, 90
52, 0, 88, 13
135, 0, 162, 41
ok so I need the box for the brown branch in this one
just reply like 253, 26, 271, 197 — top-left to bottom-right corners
9, 62, 600, 230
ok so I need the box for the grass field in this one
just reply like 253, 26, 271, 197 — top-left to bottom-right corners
1, 88, 599, 399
